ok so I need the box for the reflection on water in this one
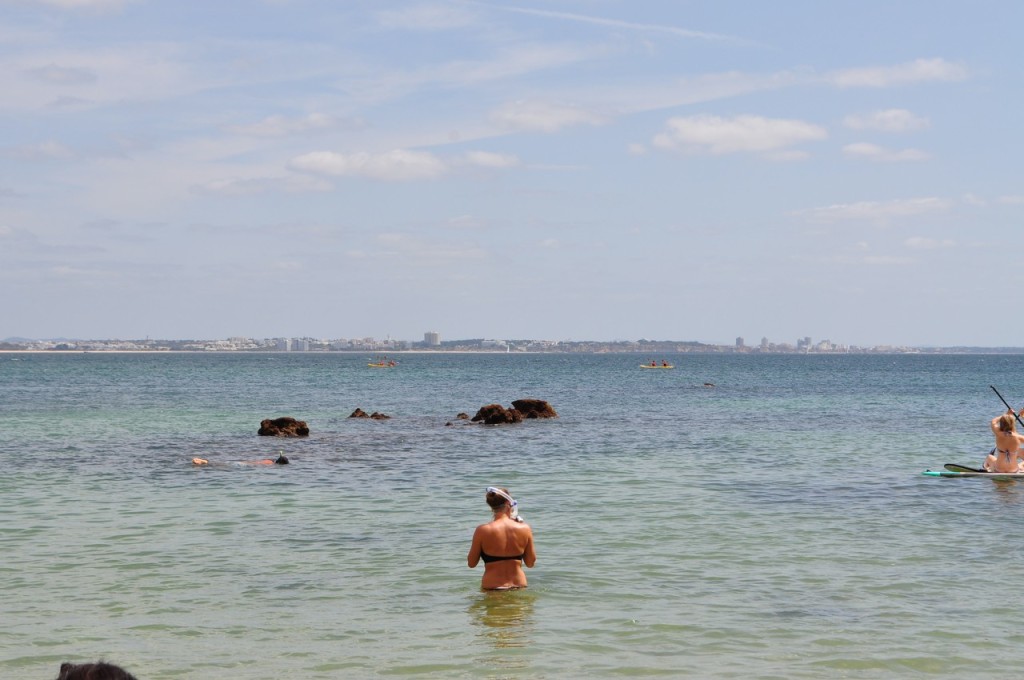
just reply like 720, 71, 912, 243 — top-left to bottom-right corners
990, 478, 1024, 504
468, 589, 537, 650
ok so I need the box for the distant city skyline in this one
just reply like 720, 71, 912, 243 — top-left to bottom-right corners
6, 332, 1024, 354
3, 3, 1022, 346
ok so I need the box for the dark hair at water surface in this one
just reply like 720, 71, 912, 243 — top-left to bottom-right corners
57, 661, 138, 680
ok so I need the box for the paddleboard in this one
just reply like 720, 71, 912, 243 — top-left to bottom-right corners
923, 469, 1024, 479
640, 364, 674, 369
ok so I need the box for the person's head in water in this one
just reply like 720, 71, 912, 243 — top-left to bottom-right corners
486, 487, 512, 511
274, 454, 289, 465
486, 486, 525, 522
57, 661, 138, 680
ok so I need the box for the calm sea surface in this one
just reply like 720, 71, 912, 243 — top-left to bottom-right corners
3, 352, 1024, 679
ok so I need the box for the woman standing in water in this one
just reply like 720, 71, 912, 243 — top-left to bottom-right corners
467, 487, 536, 590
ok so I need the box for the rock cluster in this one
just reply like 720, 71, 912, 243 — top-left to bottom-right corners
349, 408, 391, 420
470, 398, 558, 425
258, 417, 309, 437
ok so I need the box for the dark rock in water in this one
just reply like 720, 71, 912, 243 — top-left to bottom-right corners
511, 398, 558, 419
369, 412, 390, 420
471, 404, 524, 425
258, 417, 309, 437
349, 408, 369, 418
456, 412, 469, 420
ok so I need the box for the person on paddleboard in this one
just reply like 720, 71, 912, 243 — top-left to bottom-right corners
983, 408, 1024, 472
467, 487, 536, 590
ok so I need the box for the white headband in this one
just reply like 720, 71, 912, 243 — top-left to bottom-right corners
487, 486, 524, 522
486, 486, 515, 506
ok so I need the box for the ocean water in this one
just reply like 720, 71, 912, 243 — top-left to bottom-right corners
3, 351, 1024, 679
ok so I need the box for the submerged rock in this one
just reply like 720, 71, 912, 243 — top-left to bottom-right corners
349, 408, 369, 418
468, 398, 558, 425
511, 398, 558, 419
258, 417, 309, 437
471, 404, 524, 425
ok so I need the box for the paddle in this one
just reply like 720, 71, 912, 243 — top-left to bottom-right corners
944, 463, 987, 473
990, 385, 1024, 429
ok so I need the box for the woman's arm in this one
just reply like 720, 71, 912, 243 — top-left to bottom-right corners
467, 527, 482, 568
521, 528, 536, 568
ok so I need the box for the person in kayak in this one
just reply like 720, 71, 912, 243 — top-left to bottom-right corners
983, 408, 1024, 472
467, 487, 536, 590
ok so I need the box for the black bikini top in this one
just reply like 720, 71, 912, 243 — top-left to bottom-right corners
479, 548, 524, 563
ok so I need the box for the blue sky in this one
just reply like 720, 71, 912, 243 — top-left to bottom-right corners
2, 0, 1021, 346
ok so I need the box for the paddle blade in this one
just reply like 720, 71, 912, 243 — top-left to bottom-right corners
944, 463, 987, 473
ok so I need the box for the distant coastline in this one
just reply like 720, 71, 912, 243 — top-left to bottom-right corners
4, 338, 1024, 355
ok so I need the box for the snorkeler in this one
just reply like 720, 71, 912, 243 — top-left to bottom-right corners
192, 453, 289, 466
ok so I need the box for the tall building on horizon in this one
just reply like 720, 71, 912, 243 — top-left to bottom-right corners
424, 331, 441, 346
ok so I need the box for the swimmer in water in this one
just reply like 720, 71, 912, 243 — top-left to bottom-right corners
192, 454, 289, 466
467, 487, 536, 590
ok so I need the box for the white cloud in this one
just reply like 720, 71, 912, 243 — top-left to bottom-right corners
462, 150, 520, 168
228, 113, 361, 138
493, 6, 737, 42
29, 0, 133, 8
24, 63, 97, 85
863, 255, 915, 265
764, 149, 810, 162
192, 175, 333, 196
799, 197, 952, 223
627, 143, 647, 156
905, 236, 955, 249
376, 4, 477, 30
829, 58, 967, 88
346, 43, 604, 109
0, 45, 197, 113
4, 140, 74, 160
843, 108, 929, 132
653, 114, 826, 155
999, 196, 1024, 205
447, 215, 487, 229
289, 149, 447, 181
491, 100, 606, 133
373, 232, 487, 262
842, 143, 929, 162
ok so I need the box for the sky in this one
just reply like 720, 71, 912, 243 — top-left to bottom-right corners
1, 0, 1021, 346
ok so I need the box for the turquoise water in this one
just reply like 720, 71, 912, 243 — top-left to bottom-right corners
3, 352, 1024, 678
